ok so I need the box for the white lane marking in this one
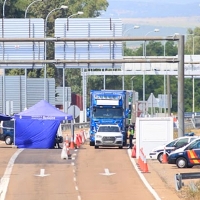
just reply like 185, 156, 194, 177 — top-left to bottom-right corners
71, 162, 75, 166
35, 169, 50, 177
0, 148, 24, 200
78, 195, 81, 200
73, 169, 75, 173
99, 168, 115, 176
127, 149, 161, 200
75, 186, 78, 190
74, 177, 76, 181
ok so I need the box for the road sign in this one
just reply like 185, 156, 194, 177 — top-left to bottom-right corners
147, 93, 158, 107
67, 105, 80, 119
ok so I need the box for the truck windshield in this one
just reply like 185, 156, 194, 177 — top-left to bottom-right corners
98, 126, 120, 132
93, 108, 122, 119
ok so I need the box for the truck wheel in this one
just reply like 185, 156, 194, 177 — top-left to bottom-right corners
176, 157, 187, 168
95, 145, 99, 149
119, 146, 123, 149
5, 136, 13, 145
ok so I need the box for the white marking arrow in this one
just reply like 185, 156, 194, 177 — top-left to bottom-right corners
99, 168, 115, 176
35, 169, 50, 177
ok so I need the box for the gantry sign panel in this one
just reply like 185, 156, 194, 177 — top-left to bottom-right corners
0, 19, 44, 69
55, 18, 122, 69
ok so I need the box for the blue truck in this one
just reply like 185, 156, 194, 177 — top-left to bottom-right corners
87, 90, 130, 147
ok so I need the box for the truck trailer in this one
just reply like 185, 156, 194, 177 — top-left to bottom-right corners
87, 90, 130, 147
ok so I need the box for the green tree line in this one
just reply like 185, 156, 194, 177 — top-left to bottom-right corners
0, 0, 200, 112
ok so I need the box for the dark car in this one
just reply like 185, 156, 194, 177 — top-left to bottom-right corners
0, 120, 14, 145
168, 137, 200, 168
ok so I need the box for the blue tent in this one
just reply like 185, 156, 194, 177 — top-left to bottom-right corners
14, 100, 73, 149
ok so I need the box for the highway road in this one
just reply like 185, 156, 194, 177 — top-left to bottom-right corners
0, 143, 157, 200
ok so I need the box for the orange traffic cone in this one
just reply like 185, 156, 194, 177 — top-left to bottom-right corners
69, 136, 75, 149
143, 156, 149, 173
162, 147, 168, 164
131, 145, 136, 158
76, 134, 81, 148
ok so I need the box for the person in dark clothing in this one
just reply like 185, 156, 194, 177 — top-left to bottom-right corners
128, 124, 135, 149
55, 135, 62, 149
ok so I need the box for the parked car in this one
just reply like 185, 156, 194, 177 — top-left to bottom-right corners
149, 136, 198, 163
168, 137, 200, 168
0, 120, 14, 145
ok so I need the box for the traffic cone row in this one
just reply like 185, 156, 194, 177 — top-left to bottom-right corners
137, 148, 149, 173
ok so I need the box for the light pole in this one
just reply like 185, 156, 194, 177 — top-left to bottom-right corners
68, 11, 84, 18
122, 25, 140, 90
191, 35, 200, 113
2, 0, 7, 114
63, 11, 83, 114
131, 76, 135, 91
142, 29, 159, 103
123, 25, 140, 35
24, 0, 43, 110
45, 5, 68, 101
3, 0, 7, 18
25, 0, 43, 18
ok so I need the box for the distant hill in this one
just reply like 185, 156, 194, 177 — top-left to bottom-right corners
105, 1, 200, 18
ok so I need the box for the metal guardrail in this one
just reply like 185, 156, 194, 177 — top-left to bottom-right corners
61, 122, 90, 131
175, 172, 200, 191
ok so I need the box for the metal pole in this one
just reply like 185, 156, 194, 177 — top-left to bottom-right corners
167, 74, 171, 116
164, 73, 166, 115
2, 0, 6, 113
63, 66, 65, 112
192, 37, 195, 113
25, 68, 27, 109
193, 76, 194, 113
45, 7, 68, 101
25, 0, 42, 18
3, 0, 7, 18
178, 35, 184, 137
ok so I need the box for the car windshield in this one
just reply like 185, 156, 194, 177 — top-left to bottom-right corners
166, 139, 178, 147
1, 120, 14, 128
186, 139, 200, 150
98, 126, 120, 132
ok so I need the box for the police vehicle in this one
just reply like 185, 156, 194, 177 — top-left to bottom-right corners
149, 135, 198, 163
168, 137, 200, 168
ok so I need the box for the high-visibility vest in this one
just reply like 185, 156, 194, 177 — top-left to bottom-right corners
130, 129, 134, 136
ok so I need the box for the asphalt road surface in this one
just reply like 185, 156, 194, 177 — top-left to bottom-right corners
0, 142, 158, 200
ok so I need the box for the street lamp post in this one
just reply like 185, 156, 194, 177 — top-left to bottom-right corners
142, 29, 159, 103
24, 0, 43, 110
3, 0, 7, 18
122, 25, 140, 90
63, 11, 83, 114
25, 0, 43, 18
45, 5, 68, 101
2, 0, 7, 114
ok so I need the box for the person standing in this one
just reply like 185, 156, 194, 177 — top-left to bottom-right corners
129, 124, 135, 149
